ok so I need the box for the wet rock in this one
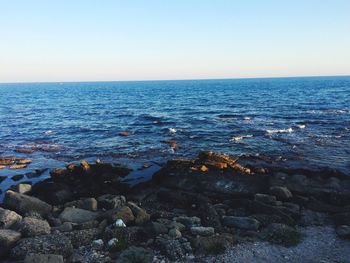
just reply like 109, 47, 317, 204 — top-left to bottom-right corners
155, 235, 192, 260
10, 164, 27, 169
17, 159, 32, 165
101, 206, 135, 224
3, 190, 52, 217
222, 216, 260, 230
11, 174, 24, 181
336, 225, 350, 239
80, 160, 91, 171
0, 165, 5, 170
254, 193, 277, 204
24, 254, 64, 263
59, 207, 98, 224
13, 183, 32, 194
11, 233, 73, 260
151, 221, 168, 235
259, 223, 302, 246
17, 217, 51, 237
50, 168, 68, 180
0, 229, 21, 257
0, 157, 15, 165
65, 197, 98, 211
118, 246, 154, 263
169, 228, 182, 238
128, 202, 150, 225
103, 226, 147, 250
192, 233, 235, 255
269, 186, 293, 200
64, 228, 100, 247
190, 226, 215, 236
97, 194, 126, 210
53, 222, 73, 232
31, 181, 73, 205
0, 207, 22, 229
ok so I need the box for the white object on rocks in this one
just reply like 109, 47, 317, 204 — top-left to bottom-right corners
107, 238, 119, 248
115, 219, 126, 228
92, 239, 104, 250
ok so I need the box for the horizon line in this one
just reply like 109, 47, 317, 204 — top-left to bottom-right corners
0, 74, 349, 85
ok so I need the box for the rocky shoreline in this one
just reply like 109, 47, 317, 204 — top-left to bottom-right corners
0, 151, 350, 263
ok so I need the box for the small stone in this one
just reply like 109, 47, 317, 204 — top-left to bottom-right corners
115, 219, 126, 227
222, 216, 260, 230
0, 207, 22, 229
190, 226, 215, 236
24, 254, 64, 263
270, 186, 293, 200
169, 228, 182, 238
336, 225, 350, 239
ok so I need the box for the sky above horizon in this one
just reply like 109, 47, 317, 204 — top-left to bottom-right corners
1, 0, 350, 83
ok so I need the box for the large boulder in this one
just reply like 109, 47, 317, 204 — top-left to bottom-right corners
0, 207, 22, 229
3, 190, 52, 217
222, 216, 260, 230
0, 229, 21, 257
17, 217, 51, 237
59, 207, 98, 224
11, 234, 73, 260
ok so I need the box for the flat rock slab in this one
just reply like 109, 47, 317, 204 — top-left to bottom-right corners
24, 254, 64, 263
3, 190, 52, 217
59, 207, 98, 224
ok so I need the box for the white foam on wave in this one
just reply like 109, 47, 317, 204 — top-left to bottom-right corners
244, 116, 251, 120
168, 128, 177, 133
297, 124, 306, 129
230, 135, 253, 142
44, 130, 54, 135
266, 128, 293, 134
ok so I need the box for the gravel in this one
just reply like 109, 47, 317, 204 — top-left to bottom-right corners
204, 226, 350, 263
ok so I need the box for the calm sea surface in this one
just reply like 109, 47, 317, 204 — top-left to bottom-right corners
0, 77, 349, 191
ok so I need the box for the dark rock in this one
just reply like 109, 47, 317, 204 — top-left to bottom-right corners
59, 207, 98, 224
0, 229, 21, 257
24, 254, 64, 263
11, 234, 73, 260
17, 217, 51, 237
307, 198, 344, 214
192, 233, 235, 255
11, 174, 24, 181
0, 207, 22, 229
259, 223, 302, 246
3, 190, 52, 217
254, 193, 277, 204
150, 221, 168, 235
175, 216, 201, 228
336, 225, 350, 239
300, 209, 331, 226
101, 206, 135, 224
169, 228, 182, 238
127, 202, 150, 225
53, 222, 73, 232
103, 226, 147, 250
269, 186, 293, 200
118, 246, 153, 263
155, 235, 192, 260
222, 216, 260, 230
30, 182, 73, 205
97, 194, 126, 210
332, 212, 350, 226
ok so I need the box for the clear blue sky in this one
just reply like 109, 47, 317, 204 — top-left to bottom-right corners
1, 0, 349, 82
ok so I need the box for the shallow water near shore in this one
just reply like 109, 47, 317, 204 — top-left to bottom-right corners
0, 76, 349, 192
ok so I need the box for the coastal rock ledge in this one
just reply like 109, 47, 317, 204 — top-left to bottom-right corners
0, 151, 349, 262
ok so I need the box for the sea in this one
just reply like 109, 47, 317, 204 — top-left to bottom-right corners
0, 76, 349, 193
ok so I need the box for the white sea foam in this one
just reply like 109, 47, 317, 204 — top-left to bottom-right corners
266, 128, 293, 134
230, 135, 253, 142
244, 116, 251, 120
168, 128, 177, 133
297, 124, 306, 129
44, 130, 54, 135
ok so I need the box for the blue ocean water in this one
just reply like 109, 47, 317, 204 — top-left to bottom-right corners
0, 76, 349, 190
